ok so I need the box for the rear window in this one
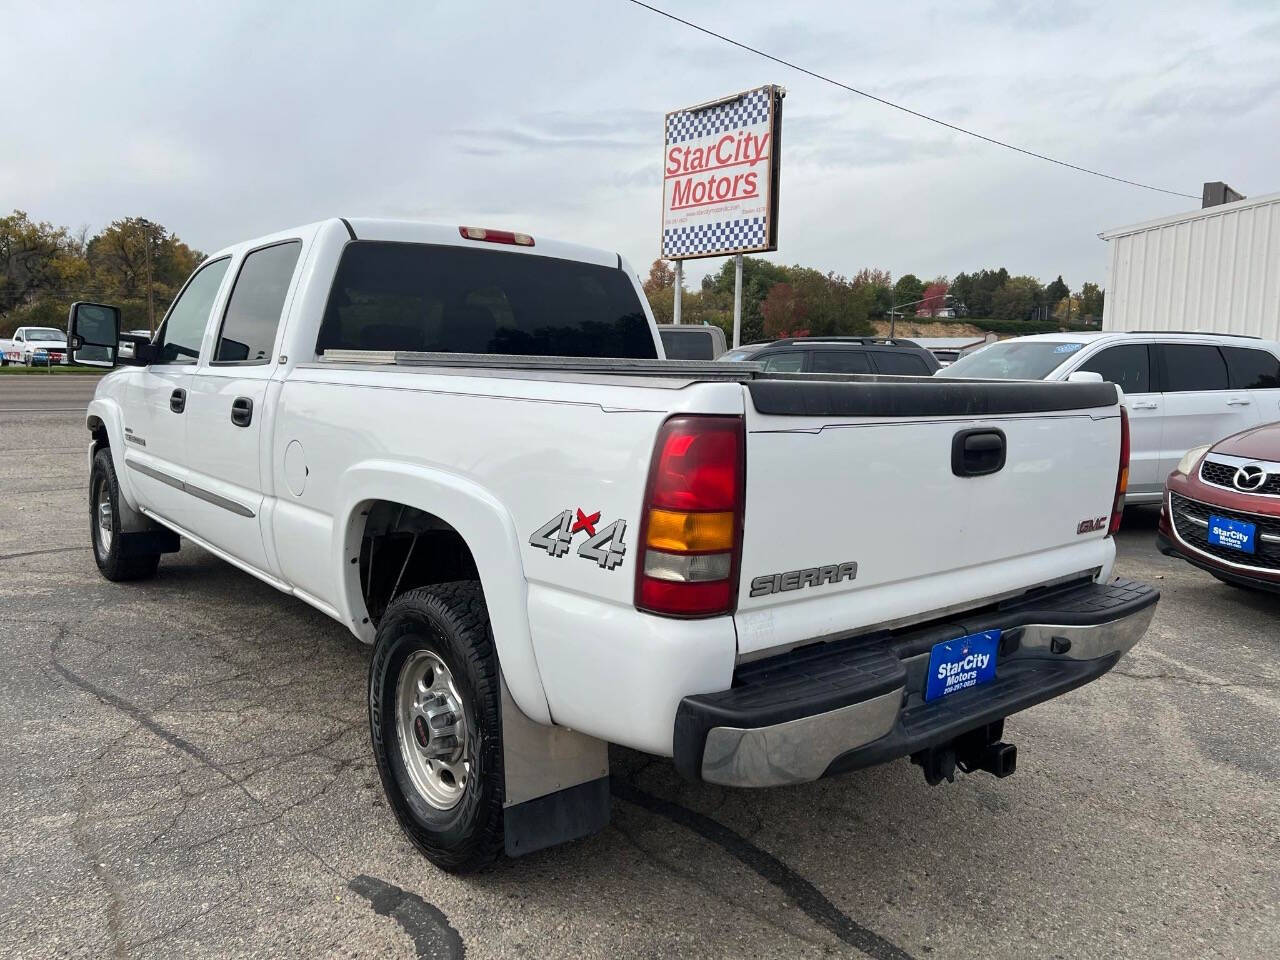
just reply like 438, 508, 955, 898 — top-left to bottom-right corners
811, 350, 871, 374
316, 242, 656, 359
872, 351, 932, 376
1223, 346, 1280, 389
938, 341, 1084, 380
660, 328, 714, 360
1160, 343, 1228, 392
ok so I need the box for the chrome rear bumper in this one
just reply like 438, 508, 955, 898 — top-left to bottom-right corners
674, 579, 1158, 788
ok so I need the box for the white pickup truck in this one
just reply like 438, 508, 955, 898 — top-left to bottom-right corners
1, 325, 69, 366
70, 218, 1158, 872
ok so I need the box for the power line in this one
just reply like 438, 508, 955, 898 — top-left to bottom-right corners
624, 0, 1199, 200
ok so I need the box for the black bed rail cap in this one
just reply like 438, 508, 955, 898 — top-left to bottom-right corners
746, 377, 1119, 418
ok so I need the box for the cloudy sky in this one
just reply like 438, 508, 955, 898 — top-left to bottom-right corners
3, 0, 1278, 290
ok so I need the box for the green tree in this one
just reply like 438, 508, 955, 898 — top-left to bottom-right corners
1078, 282, 1104, 321
949, 271, 974, 315
1045, 275, 1069, 312
963, 268, 1010, 318
892, 273, 924, 314
991, 275, 1044, 322
852, 267, 893, 319
0, 211, 72, 315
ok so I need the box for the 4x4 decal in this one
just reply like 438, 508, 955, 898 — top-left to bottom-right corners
530, 509, 627, 570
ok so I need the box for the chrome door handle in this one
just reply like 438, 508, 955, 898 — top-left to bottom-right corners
1227, 398, 1251, 406
1131, 401, 1158, 410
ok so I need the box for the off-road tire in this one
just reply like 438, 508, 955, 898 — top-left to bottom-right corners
368, 581, 505, 873
90, 447, 161, 581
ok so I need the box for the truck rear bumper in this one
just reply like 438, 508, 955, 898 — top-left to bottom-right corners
673, 578, 1158, 788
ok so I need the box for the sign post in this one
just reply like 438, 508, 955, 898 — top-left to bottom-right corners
661, 84, 784, 346
673, 260, 683, 325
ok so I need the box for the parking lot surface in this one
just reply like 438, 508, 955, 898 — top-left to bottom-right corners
2, 377, 1277, 959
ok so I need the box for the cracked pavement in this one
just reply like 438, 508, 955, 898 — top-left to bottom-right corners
1, 377, 1277, 959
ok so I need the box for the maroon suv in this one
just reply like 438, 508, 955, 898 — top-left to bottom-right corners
1159, 422, 1280, 593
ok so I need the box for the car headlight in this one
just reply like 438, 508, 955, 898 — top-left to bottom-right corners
1176, 445, 1211, 476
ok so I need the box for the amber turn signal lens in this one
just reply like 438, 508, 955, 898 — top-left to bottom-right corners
645, 509, 734, 552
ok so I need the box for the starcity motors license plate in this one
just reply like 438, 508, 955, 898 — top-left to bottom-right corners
1208, 515, 1256, 554
925, 630, 1001, 702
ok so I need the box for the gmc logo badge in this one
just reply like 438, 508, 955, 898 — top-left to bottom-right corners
1077, 516, 1108, 534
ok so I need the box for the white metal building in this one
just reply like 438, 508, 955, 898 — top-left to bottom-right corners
1100, 191, 1280, 338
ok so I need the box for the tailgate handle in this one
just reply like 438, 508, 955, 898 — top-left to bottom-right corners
952, 428, 1006, 477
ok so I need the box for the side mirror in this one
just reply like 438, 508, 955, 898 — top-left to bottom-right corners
68, 301, 121, 368
1066, 370, 1104, 384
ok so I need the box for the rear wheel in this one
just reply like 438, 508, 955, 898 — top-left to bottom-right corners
90, 448, 161, 581
368, 582, 504, 873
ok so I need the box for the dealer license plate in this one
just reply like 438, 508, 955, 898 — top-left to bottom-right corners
925, 630, 1001, 702
1207, 515, 1256, 554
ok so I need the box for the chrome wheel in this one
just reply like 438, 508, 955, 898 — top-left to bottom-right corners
396, 649, 469, 810
94, 475, 114, 557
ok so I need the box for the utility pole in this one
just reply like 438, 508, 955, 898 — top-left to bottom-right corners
140, 219, 156, 335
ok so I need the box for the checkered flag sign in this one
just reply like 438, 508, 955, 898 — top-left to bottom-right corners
661, 84, 781, 260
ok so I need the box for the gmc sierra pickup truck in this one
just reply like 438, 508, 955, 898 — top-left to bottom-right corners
70, 218, 1158, 872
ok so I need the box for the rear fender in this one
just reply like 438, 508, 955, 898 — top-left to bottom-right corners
335, 460, 551, 725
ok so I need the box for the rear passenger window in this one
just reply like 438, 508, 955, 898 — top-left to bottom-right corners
811, 350, 872, 374
1160, 344, 1228, 392
761, 353, 804, 373
872, 352, 930, 376
1223, 347, 1280, 389
1078, 344, 1151, 393
214, 241, 302, 363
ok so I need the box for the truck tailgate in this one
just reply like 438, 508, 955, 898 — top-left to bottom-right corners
733, 377, 1122, 658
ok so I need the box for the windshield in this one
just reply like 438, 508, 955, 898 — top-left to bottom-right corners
26, 328, 64, 341
937, 340, 1085, 380
719, 349, 758, 361
317, 242, 657, 359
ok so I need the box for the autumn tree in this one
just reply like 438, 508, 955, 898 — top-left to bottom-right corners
643, 259, 676, 295
761, 282, 808, 338
920, 279, 949, 317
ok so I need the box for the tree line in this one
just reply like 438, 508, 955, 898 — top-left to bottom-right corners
643, 258, 1104, 344
0, 210, 203, 338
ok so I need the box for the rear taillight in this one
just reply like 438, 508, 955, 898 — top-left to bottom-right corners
458, 226, 534, 246
1109, 406, 1130, 535
636, 416, 744, 617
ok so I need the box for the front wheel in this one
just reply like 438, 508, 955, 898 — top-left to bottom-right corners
90, 448, 160, 581
368, 582, 505, 873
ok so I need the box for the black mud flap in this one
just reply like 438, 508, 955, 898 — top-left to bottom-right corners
503, 776, 611, 858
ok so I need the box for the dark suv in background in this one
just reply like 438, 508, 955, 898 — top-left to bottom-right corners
719, 337, 941, 375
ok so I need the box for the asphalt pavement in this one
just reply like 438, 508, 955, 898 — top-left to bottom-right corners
1, 376, 1276, 959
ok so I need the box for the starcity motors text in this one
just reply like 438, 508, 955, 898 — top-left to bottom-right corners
665, 131, 770, 210
937, 652, 992, 690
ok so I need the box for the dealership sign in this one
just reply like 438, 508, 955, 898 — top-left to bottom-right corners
661, 85, 783, 260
